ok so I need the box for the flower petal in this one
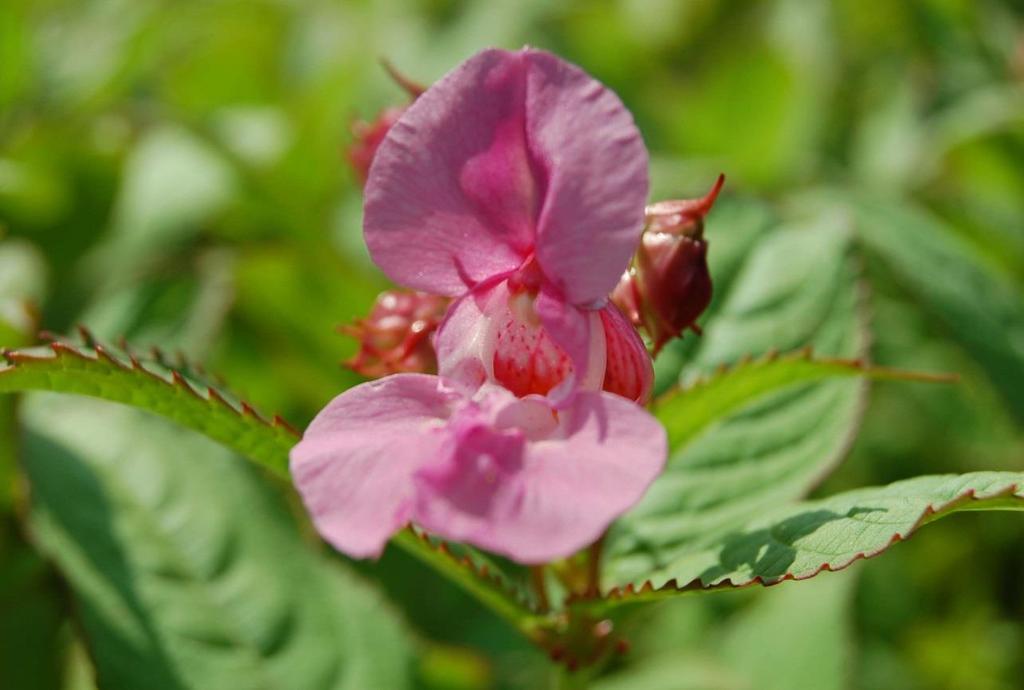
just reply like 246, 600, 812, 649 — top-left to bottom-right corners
364, 48, 649, 302
364, 49, 537, 295
535, 288, 606, 404
290, 374, 451, 559
599, 302, 654, 403
417, 390, 666, 564
526, 50, 649, 305
434, 282, 504, 392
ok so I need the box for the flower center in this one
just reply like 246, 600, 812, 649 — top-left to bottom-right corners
492, 282, 575, 398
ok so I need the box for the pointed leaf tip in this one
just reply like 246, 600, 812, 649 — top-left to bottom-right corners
589, 473, 1024, 609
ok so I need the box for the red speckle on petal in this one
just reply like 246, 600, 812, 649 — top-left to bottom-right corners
492, 290, 574, 398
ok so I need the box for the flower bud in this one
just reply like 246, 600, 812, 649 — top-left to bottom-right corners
612, 174, 723, 355
347, 60, 425, 185
348, 106, 408, 185
342, 289, 449, 378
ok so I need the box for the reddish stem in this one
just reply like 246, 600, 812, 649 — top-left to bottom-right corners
530, 565, 550, 613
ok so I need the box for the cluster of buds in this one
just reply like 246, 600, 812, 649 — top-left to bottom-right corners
347, 61, 425, 184
344, 62, 442, 378
612, 174, 723, 355
342, 289, 449, 378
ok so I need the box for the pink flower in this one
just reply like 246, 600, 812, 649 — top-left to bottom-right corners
364, 48, 654, 404
292, 375, 665, 563
292, 48, 667, 563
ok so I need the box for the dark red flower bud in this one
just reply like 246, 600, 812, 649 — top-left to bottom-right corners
347, 60, 425, 185
342, 289, 449, 378
612, 175, 723, 355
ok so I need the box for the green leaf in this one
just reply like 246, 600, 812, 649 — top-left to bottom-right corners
93, 125, 236, 271
0, 340, 297, 477
391, 530, 547, 639
605, 217, 869, 585
0, 234, 66, 690
77, 246, 238, 361
656, 34, 828, 189
0, 337, 542, 638
0, 2, 30, 108
0, 237, 46, 345
23, 394, 414, 690
0, 538, 66, 690
716, 571, 855, 690
590, 656, 743, 690
652, 349, 949, 451
592, 572, 855, 690
848, 194, 1024, 422
599, 472, 1024, 599
0, 237, 47, 509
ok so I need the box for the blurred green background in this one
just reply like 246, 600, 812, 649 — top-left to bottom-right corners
1, 0, 1023, 688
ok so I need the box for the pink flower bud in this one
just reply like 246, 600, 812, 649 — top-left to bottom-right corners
342, 289, 449, 378
348, 106, 408, 185
612, 175, 723, 354
346, 61, 425, 185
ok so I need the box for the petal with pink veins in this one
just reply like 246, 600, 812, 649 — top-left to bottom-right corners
527, 52, 649, 304
364, 48, 648, 303
365, 51, 535, 295
290, 374, 451, 559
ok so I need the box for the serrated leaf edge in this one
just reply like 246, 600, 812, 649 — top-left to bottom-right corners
1, 336, 299, 441
404, 527, 541, 615
579, 480, 1022, 607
